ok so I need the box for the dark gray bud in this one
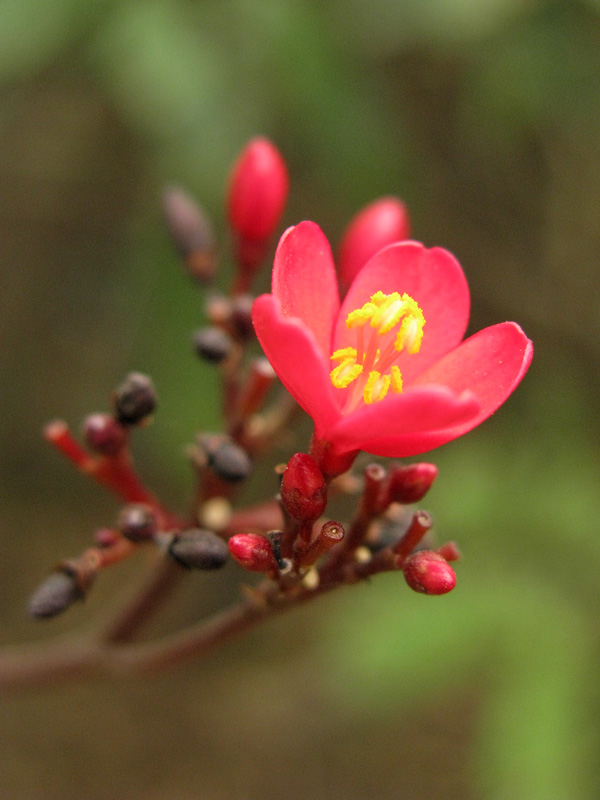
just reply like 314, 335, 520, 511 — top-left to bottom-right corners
169, 528, 229, 570
113, 373, 157, 425
209, 440, 252, 483
28, 571, 82, 619
117, 503, 158, 542
162, 187, 216, 282
192, 327, 233, 364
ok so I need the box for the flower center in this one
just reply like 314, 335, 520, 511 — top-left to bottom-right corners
330, 291, 425, 412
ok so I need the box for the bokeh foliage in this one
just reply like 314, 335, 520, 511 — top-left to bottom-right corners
1, 1, 599, 798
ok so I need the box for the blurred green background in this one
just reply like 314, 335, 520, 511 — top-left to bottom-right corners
1, 0, 599, 798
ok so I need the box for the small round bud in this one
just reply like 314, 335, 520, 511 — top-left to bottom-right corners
402, 551, 456, 595
169, 528, 229, 570
93, 528, 121, 548
227, 137, 289, 243
82, 413, 128, 456
228, 533, 276, 572
162, 186, 216, 282
230, 294, 255, 340
280, 453, 327, 522
112, 373, 157, 425
338, 197, 410, 292
387, 463, 438, 505
207, 439, 252, 483
192, 327, 234, 363
28, 571, 81, 619
117, 503, 158, 543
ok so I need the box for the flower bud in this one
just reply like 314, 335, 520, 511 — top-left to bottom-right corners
192, 327, 234, 363
228, 533, 276, 572
112, 373, 157, 425
162, 186, 216, 282
337, 197, 410, 292
93, 528, 121, 548
208, 439, 252, 483
82, 413, 128, 456
402, 551, 456, 595
117, 503, 158, 543
227, 137, 289, 244
437, 541, 461, 562
169, 528, 229, 570
28, 570, 82, 619
280, 453, 327, 522
386, 463, 438, 505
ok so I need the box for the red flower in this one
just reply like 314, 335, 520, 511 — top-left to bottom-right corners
252, 222, 532, 476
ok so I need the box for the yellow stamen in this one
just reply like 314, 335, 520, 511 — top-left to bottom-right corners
363, 371, 391, 404
331, 346, 358, 362
330, 290, 425, 411
390, 365, 403, 393
331, 359, 363, 389
346, 303, 377, 328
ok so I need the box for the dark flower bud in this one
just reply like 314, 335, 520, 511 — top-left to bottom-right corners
230, 294, 255, 340
112, 372, 157, 425
206, 438, 252, 483
162, 186, 216, 282
28, 570, 82, 619
117, 503, 158, 542
192, 327, 234, 363
386, 463, 438, 505
169, 528, 229, 570
401, 551, 456, 596
281, 453, 327, 522
228, 533, 276, 572
82, 413, 128, 456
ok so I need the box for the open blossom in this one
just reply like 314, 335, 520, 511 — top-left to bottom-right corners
252, 221, 532, 476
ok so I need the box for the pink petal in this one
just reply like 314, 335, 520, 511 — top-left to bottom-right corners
412, 321, 533, 424
334, 241, 470, 383
328, 384, 480, 455
272, 221, 340, 358
252, 294, 340, 429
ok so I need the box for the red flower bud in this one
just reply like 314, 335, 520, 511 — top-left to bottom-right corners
386, 463, 438, 505
437, 541, 461, 562
402, 551, 456, 595
228, 533, 276, 572
337, 197, 410, 292
280, 453, 327, 522
83, 413, 128, 457
227, 137, 289, 243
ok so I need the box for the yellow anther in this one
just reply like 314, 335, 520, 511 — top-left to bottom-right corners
331, 346, 358, 362
331, 290, 424, 408
363, 371, 391, 404
371, 292, 408, 335
346, 303, 377, 329
390, 365, 403, 393
369, 291, 388, 306
331, 359, 363, 389
395, 311, 425, 354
